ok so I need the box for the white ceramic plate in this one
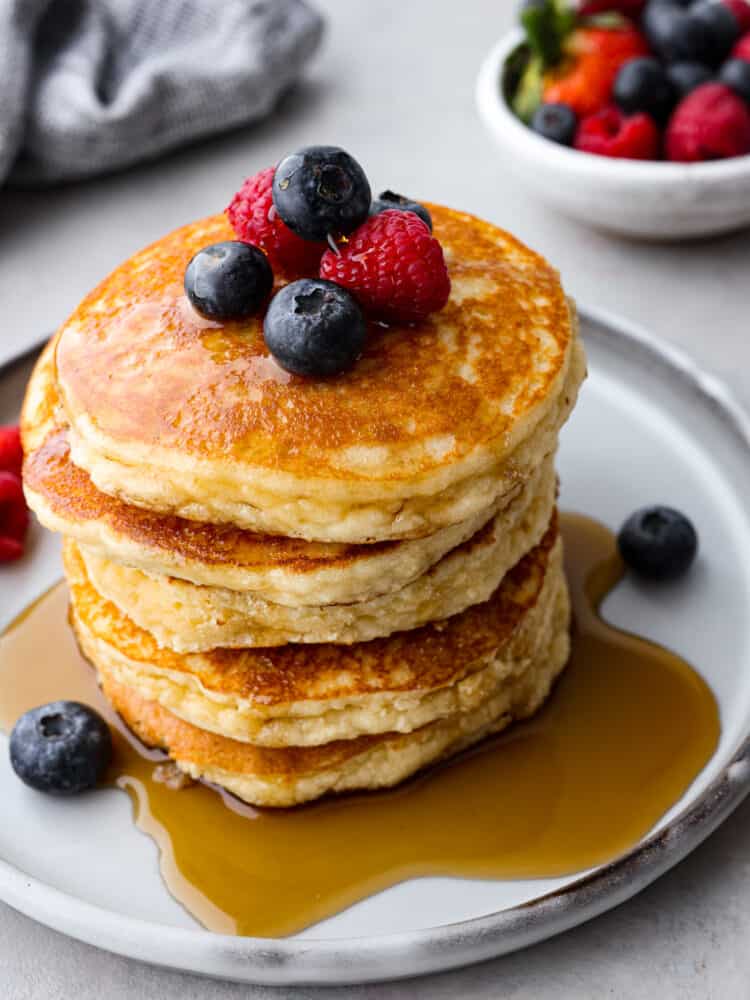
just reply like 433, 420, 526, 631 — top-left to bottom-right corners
3, 308, 750, 986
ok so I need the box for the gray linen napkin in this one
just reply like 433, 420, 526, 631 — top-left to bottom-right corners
0, 0, 324, 186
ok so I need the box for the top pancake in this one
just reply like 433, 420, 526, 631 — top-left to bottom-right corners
21, 339, 544, 607
55, 204, 581, 542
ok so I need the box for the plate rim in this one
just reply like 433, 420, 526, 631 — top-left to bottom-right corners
3, 306, 750, 986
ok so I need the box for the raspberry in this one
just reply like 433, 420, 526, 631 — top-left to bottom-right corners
665, 83, 750, 161
0, 471, 29, 563
0, 425, 22, 478
733, 31, 750, 60
575, 105, 661, 158
226, 167, 325, 276
320, 210, 451, 325
724, 0, 750, 33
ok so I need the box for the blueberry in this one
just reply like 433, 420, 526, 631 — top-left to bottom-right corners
618, 506, 698, 581
614, 57, 676, 123
690, 1, 739, 66
184, 242, 273, 321
369, 191, 433, 230
530, 103, 578, 145
719, 58, 750, 102
10, 701, 112, 795
666, 61, 713, 98
272, 146, 371, 242
642, 2, 710, 63
263, 279, 366, 377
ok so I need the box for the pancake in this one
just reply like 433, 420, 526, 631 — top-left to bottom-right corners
23, 340, 526, 606
54, 205, 585, 542
96, 583, 570, 807
66, 518, 566, 747
75, 456, 556, 651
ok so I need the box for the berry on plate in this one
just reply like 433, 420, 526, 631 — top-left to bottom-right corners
369, 191, 433, 230
0, 470, 28, 563
272, 146, 371, 242
543, 25, 650, 118
719, 57, 750, 102
263, 279, 366, 377
184, 241, 273, 321
320, 209, 451, 325
618, 505, 697, 580
0, 425, 23, 478
574, 104, 661, 158
665, 81, 750, 160
665, 60, 713, 99
10, 701, 112, 795
613, 56, 675, 123
227, 167, 325, 275
531, 102, 578, 144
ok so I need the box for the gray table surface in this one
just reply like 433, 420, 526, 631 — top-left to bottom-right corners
2, 0, 750, 996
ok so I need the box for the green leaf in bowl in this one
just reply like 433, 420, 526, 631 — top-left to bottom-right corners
512, 54, 545, 124
520, 0, 575, 68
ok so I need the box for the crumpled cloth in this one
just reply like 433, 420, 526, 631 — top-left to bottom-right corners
0, 0, 323, 186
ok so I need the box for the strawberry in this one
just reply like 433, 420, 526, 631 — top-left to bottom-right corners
578, 0, 646, 17
543, 25, 649, 118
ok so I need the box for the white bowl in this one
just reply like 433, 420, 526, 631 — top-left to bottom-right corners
476, 30, 750, 240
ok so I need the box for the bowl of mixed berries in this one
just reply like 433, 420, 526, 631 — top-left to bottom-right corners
476, 0, 750, 237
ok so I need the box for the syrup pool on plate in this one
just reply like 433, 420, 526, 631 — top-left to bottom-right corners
0, 513, 720, 937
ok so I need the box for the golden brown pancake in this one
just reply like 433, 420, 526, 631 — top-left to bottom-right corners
67, 518, 565, 749
22, 339, 531, 605
82, 523, 570, 807
21, 196, 581, 807
73, 457, 556, 650
98, 598, 569, 808
54, 205, 585, 542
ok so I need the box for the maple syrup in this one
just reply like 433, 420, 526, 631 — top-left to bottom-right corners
0, 513, 720, 937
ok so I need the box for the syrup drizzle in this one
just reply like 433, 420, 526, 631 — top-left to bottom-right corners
0, 513, 720, 937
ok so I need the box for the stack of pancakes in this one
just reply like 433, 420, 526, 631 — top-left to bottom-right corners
21, 205, 586, 807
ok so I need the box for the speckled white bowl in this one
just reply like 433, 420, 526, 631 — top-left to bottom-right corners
476, 30, 750, 240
